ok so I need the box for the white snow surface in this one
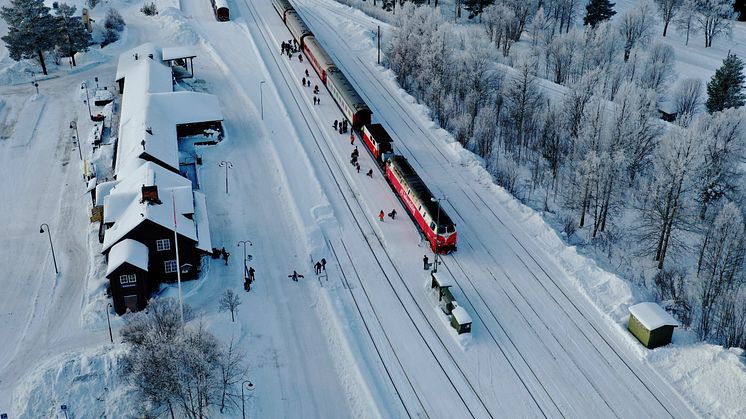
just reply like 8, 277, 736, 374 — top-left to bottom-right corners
0, 0, 745, 418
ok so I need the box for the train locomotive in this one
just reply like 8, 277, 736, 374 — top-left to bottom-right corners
272, 0, 456, 253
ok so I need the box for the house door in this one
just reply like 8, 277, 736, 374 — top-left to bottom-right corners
124, 295, 139, 313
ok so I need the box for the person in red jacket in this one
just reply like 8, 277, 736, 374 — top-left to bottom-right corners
379, 210, 385, 222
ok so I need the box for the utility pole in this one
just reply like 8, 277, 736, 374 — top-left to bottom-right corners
377, 26, 381, 65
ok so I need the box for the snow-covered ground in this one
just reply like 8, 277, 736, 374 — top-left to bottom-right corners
0, 0, 745, 418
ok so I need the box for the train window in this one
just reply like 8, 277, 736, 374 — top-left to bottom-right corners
430, 222, 436, 231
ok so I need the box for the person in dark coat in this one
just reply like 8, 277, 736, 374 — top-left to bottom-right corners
423, 255, 429, 270
321, 258, 326, 271
352, 147, 358, 157
248, 266, 255, 282
305, 69, 310, 77
289, 270, 304, 282
221, 247, 230, 265
314, 261, 322, 274
366, 169, 373, 178
302, 77, 306, 86
356, 163, 361, 173
333, 120, 338, 130
388, 209, 397, 220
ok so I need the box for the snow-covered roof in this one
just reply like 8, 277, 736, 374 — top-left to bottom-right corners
115, 43, 162, 82
102, 162, 199, 253
431, 271, 454, 288
106, 239, 149, 276
451, 306, 472, 325
95, 180, 119, 206
162, 46, 197, 61
193, 191, 212, 252
115, 58, 176, 176
86, 177, 97, 193
629, 302, 678, 330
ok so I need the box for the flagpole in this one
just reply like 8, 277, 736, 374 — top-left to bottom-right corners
172, 192, 184, 324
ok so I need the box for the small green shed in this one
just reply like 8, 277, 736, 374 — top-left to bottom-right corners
628, 302, 678, 349
450, 305, 472, 335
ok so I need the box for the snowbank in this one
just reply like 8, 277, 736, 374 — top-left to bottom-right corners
11, 344, 138, 419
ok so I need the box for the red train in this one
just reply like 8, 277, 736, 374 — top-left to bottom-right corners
272, 0, 456, 253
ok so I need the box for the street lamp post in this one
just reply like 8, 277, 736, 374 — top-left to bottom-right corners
259, 81, 266, 120
70, 121, 82, 161
219, 160, 233, 194
106, 302, 114, 343
237, 240, 253, 277
241, 379, 255, 419
81, 81, 92, 119
39, 223, 59, 275
430, 196, 447, 273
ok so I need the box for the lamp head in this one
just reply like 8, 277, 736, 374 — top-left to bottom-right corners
39, 227, 44, 233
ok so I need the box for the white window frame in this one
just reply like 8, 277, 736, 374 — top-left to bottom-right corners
164, 260, 178, 273
156, 238, 171, 251
119, 274, 137, 287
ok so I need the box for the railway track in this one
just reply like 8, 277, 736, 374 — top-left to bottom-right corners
237, 1, 499, 417
290, 3, 696, 418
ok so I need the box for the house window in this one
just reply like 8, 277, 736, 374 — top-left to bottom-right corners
156, 238, 171, 251
164, 260, 178, 273
119, 274, 136, 287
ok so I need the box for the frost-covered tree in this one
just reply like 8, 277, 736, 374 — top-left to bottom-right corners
463, 0, 495, 19
636, 122, 703, 269
544, 0, 580, 34
654, 0, 682, 36
0, 0, 58, 75
219, 289, 241, 322
121, 298, 247, 418
706, 53, 746, 113
546, 28, 583, 84
673, 77, 704, 116
694, 201, 745, 340
618, 0, 656, 61
695, 108, 745, 219
639, 43, 676, 95
583, 0, 616, 27
675, 0, 698, 45
694, 0, 734, 47
502, 56, 545, 158
54, 3, 91, 67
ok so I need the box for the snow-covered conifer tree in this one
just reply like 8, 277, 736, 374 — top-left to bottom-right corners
706, 53, 746, 113
0, 0, 59, 75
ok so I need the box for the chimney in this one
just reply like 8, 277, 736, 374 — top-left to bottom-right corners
141, 185, 161, 204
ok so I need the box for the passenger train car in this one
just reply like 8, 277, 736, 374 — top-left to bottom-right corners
362, 124, 394, 163
273, 1, 455, 252
211, 0, 229, 21
386, 156, 457, 253
272, 0, 294, 20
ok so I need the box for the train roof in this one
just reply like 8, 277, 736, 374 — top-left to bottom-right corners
285, 11, 312, 40
327, 68, 371, 113
364, 124, 393, 144
389, 156, 454, 227
304, 37, 335, 72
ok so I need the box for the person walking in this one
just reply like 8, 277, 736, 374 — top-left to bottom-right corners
302, 77, 306, 86
333, 120, 338, 130
289, 270, 304, 282
350, 133, 355, 145
379, 210, 385, 222
366, 169, 373, 178
305, 69, 310, 77
423, 255, 429, 270
388, 209, 397, 220
321, 258, 326, 271
221, 247, 230, 265
314, 261, 322, 274
299, 53, 303, 62
352, 146, 358, 157
356, 163, 361, 173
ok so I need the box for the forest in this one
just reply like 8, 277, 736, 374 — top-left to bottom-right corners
374, 0, 746, 349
